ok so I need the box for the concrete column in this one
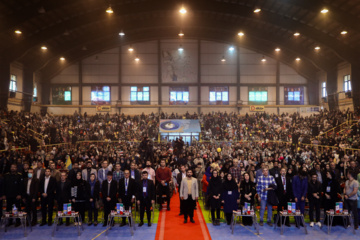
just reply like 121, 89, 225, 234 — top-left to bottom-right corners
0, 61, 10, 109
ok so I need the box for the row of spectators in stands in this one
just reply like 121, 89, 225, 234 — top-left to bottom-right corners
1, 108, 359, 152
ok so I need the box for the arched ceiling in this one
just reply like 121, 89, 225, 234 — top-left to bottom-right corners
1, 0, 360, 82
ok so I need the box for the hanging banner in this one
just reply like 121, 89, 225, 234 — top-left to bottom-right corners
250, 105, 265, 112
96, 105, 111, 112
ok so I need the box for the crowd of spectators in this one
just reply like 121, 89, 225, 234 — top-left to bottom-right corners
0, 108, 360, 230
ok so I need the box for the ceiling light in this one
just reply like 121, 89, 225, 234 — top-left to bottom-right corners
275, 48, 281, 52
254, 9, 261, 13
128, 47, 134, 52
60, 57, 65, 61
119, 31, 125, 36
179, 7, 187, 14
178, 31, 184, 37
321, 9, 329, 14
229, 46, 235, 51
238, 32, 244, 36
341, 30, 348, 35
135, 57, 140, 62
314, 46, 321, 50
178, 45, 184, 51
106, 6, 113, 14
296, 57, 301, 61
14, 30, 22, 34
41, 46, 47, 50
221, 56, 226, 62
294, 32, 300, 36
261, 56, 266, 62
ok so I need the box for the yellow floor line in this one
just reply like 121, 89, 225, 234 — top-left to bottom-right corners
91, 229, 107, 240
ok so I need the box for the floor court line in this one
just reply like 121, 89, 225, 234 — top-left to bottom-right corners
91, 229, 107, 240
159, 209, 166, 240
196, 202, 211, 240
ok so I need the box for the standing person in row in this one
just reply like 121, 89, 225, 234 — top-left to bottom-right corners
40, 168, 56, 226
82, 161, 97, 182
119, 169, 137, 227
222, 173, 239, 225
101, 171, 117, 227
275, 168, 292, 227
56, 172, 71, 226
23, 168, 39, 226
4, 164, 23, 227
323, 170, 341, 225
256, 167, 276, 226
207, 170, 223, 225
71, 172, 87, 225
130, 161, 141, 181
308, 172, 322, 228
177, 165, 187, 216
292, 168, 308, 227
344, 171, 359, 230
180, 169, 198, 223
144, 160, 156, 183
86, 173, 100, 226
98, 160, 109, 186
156, 159, 172, 211
137, 171, 155, 227
240, 172, 256, 225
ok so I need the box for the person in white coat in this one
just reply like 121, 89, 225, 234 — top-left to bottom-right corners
180, 169, 199, 223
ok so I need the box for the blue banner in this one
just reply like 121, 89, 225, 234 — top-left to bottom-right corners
159, 119, 201, 133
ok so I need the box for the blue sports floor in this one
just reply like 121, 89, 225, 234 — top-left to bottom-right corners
207, 222, 359, 240
1, 222, 358, 240
0, 223, 157, 240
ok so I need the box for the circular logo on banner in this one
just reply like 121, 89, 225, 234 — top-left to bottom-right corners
160, 121, 180, 130
250, 106, 256, 111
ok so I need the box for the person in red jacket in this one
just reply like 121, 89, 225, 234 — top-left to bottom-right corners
156, 159, 172, 210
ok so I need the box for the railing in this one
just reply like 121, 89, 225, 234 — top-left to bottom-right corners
318, 120, 354, 137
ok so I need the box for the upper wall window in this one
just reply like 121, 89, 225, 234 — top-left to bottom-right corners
9, 74, 17, 92
169, 87, 189, 105
344, 75, 351, 92
284, 86, 304, 105
322, 82, 327, 97
130, 86, 150, 104
248, 87, 268, 105
209, 86, 229, 105
91, 86, 110, 105
52, 86, 72, 105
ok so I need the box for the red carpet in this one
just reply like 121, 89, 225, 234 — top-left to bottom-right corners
155, 193, 211, 240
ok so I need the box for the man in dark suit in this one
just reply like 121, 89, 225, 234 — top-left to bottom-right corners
275, 168, 293, 227
137, 171, 155, 227
4, 163, 24, 227
176, 165, 186, 215
33, 160, 45, 181
56, 172, 72, 226
39, 168, 56, 226
129, 161, 141, 182
101, 171, 118, 227
22, 168, 39, 226
119, 169, 137, 227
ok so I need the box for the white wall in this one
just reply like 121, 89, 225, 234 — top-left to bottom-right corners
82, 48, 118, 84
122, 41, 158, 84
201, 41, 237, 83
51, 63, 79, 84
44, 40, 313, 115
